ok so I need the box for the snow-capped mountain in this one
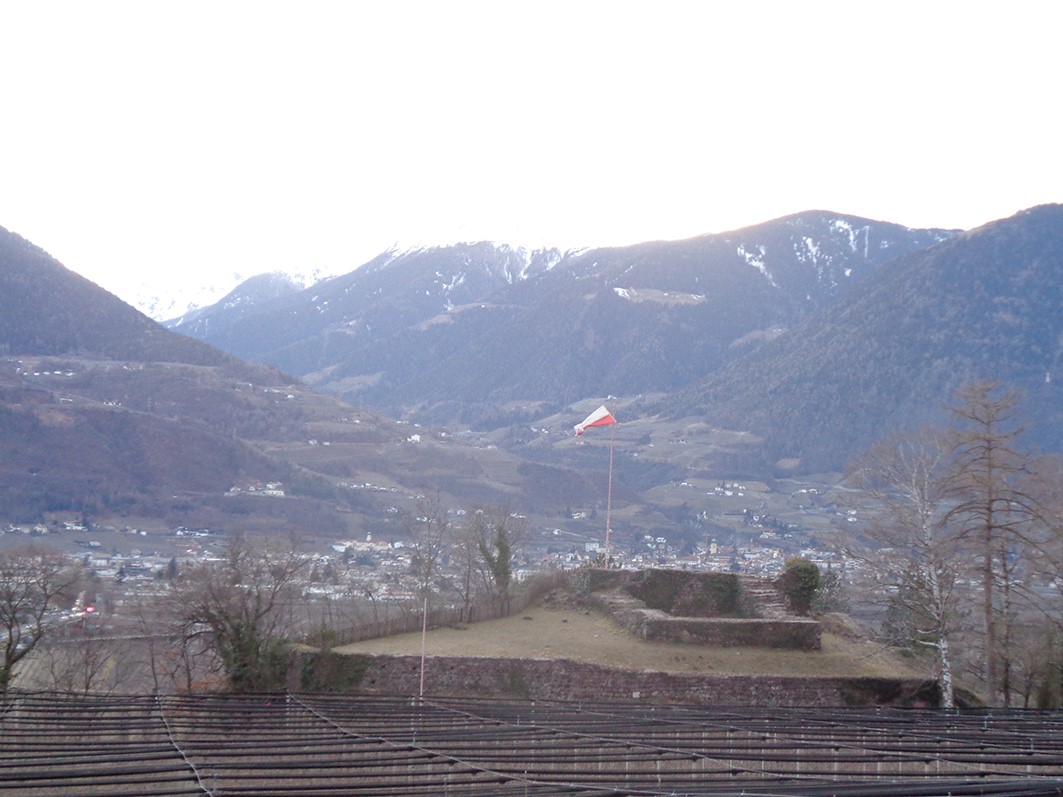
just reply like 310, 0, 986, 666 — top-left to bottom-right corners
163, 242, 564, 367
8, 205, 1063, 480
167, 212, 956, 437
168, 270, 327, 330
124, 273, 248, 322
126, 267, 334, 322
666, 204, 1063, 470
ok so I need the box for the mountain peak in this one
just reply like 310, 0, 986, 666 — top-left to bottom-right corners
676, 204, 1063, 470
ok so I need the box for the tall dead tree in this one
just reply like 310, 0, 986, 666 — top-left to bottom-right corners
846, 430, 958, 707
945, 381, 1046, 706
452, 520, 486, 622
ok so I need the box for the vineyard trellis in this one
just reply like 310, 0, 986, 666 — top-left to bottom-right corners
1, 691, 1061, 796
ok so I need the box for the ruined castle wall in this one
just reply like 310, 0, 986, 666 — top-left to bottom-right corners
328, 653, 939, 708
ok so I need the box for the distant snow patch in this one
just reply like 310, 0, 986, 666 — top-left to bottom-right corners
612, 287, 705, 305
730, 326, 787, 347
438, 271, 466, 292
736, 244, 778, 287
831, 218, 871, 256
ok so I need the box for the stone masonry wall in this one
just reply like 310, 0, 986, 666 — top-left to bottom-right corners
640, 614, 821, 649
329, 653, 940, 708
587, 587, 821, 650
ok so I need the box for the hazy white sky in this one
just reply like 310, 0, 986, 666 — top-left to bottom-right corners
1, 1, 1060, 306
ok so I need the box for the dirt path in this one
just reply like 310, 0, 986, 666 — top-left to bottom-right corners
334, 604, 921, 679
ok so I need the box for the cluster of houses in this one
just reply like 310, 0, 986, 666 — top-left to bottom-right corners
553, 535, 844, 581
4, 469, 857, 623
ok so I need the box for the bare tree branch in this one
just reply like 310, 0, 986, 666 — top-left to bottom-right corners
0, 544, 82, 694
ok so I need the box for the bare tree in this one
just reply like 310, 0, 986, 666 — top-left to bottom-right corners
0, 545, 82, 694
33, 625, 138, 696
404, 493, 450, 601
1024, 454, 1063, 634
1014, 455, 1063, 706
170, 535, 310, 692
846, 430, 959, 707
945, 381, 1047, 706
128, 591, 217, 694
452, 520, 486, 622
1005, 617, 1059, 708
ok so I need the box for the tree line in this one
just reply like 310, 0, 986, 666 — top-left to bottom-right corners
846, 380, 1063, 708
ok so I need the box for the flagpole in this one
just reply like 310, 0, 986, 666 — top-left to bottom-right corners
605, 423, 615, 566
574, 404, 618, 567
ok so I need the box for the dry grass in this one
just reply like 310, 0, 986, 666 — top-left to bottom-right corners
334, 602, 924, 679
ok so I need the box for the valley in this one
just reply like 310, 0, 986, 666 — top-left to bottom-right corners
3, 207, 1063, 708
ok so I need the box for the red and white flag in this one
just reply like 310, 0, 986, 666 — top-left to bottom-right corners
574, 405, 616, 436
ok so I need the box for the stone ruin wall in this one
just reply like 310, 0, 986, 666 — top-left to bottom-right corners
297, 568, 923, 707
321, 653, 940, 708
584, 569, 822, 650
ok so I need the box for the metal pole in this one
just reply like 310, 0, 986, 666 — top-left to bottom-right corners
418, 595, 427, 698
605, 424, 615, 565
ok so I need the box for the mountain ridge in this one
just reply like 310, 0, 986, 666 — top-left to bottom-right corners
0, 225, 624, 537
0, 225, 255, 369
169, 211, 957, 430
667, 203, 1063, 470
4, 205, 1060, 539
